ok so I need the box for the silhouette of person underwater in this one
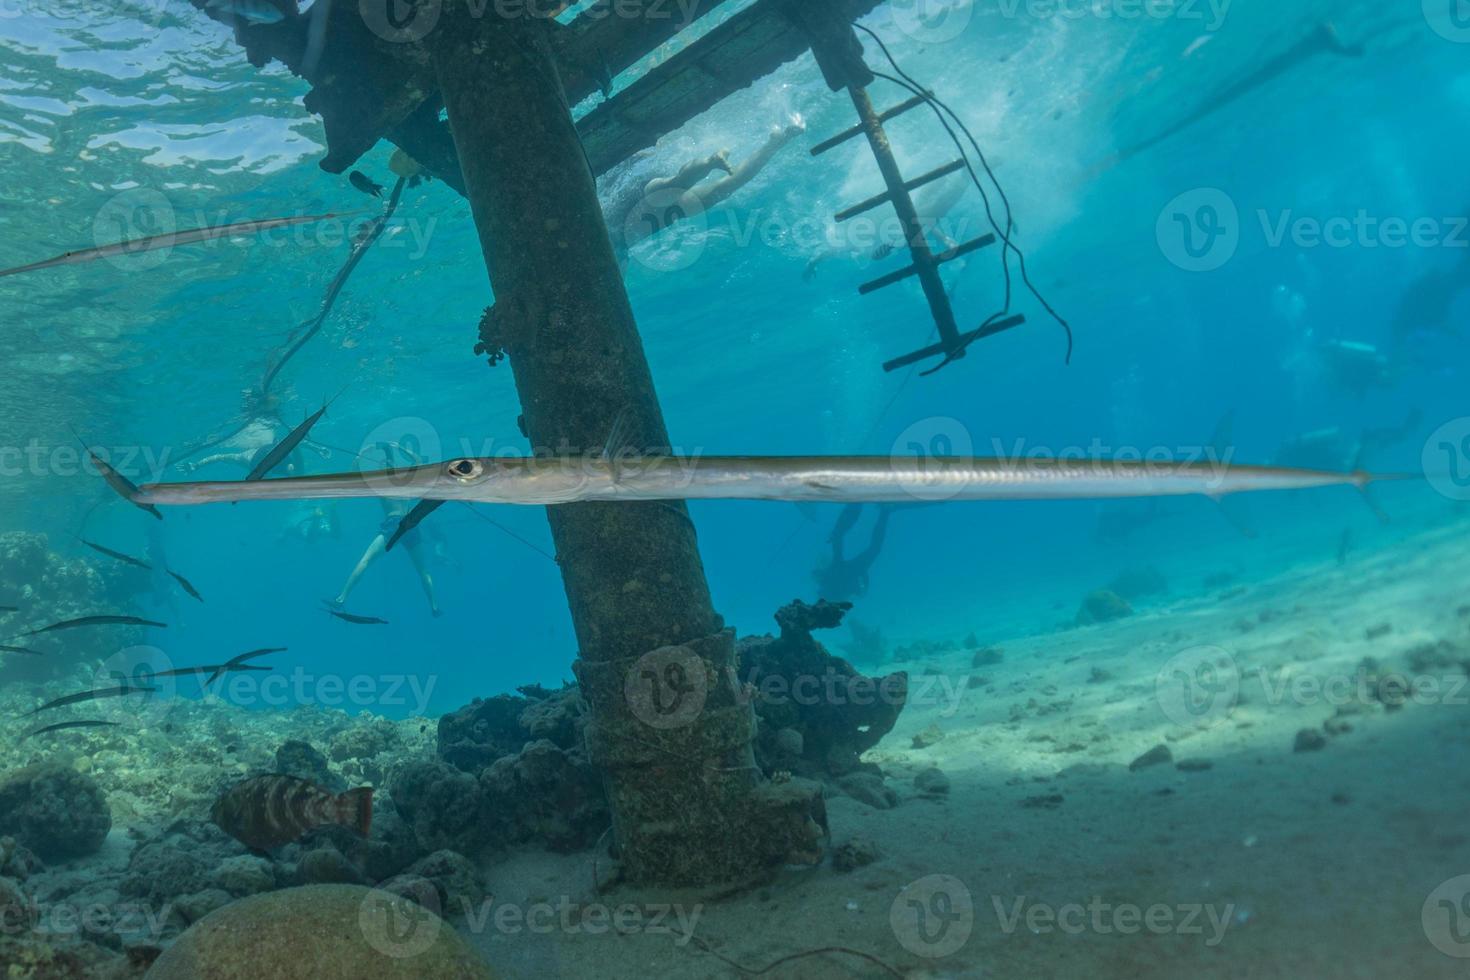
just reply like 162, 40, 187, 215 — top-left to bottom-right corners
812, 504, 903, 602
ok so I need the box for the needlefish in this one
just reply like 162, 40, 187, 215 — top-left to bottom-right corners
73, 430, 162, 520
77, 539, 205, 602
0, 212, 358, 281
24, 720, 122, 740
25, 685, 159, 717
22, 615, 167, 636
244, 387, 347, 482
135, 455, 1414, 508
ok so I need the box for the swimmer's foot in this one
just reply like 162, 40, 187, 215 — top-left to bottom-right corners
431, 605, 443, 619
326, 596, 345, 611
783, 112, 807, 138
710, 149, 733, 176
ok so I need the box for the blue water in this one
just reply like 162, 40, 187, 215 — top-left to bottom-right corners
1, 0, 1465, 721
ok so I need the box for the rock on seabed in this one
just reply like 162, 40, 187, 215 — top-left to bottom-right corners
145, 884, 492, 980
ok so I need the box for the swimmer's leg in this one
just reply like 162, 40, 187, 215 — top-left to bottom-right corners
334, 534, 387, 607
401, 538, 442, 618
696, 115, 807, 210
644, 152, 734, 196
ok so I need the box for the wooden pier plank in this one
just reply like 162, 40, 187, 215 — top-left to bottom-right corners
189, 0, 885, 189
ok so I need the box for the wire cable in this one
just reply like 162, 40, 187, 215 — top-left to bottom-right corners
855, 24, 1073, 369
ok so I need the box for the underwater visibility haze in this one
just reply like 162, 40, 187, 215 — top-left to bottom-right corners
0, 0, 1468, 977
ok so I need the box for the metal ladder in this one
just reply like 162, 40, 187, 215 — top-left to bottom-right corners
791, 1, 1024, 373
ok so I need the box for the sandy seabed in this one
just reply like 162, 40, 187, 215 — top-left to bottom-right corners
467, 517, 1470, 979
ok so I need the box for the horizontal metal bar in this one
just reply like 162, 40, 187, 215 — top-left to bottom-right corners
882, 314, 1027, 373
834, 158, 967, 223
858, 232, 997, 295
810, 93, 928, 156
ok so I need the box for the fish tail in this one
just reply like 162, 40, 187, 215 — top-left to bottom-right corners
1349, 467, 1420, 525
325, 380, 352, 412
336, 787, 374, 838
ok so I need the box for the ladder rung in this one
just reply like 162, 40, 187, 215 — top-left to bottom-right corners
858, 233, 997, 295
882, 314, 1027, 373
810, 94, 929, 156
834, 159, 967, 223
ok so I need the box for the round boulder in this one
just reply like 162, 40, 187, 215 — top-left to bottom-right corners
145, 884, 492, 980
0, 763, 110, 860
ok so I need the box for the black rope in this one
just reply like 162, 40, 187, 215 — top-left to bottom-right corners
855, 24, 1073, 369
455, 502, 559, 564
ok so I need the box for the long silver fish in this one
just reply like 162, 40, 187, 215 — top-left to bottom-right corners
0, 212, 357, 281
244, 387, 347, 482
24, 720, 122, 740
25, 685, 159, 717
136, 454, 1413, 507
23, 615, 167, 636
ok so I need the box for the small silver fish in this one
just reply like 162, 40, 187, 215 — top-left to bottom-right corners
80, 538, 151, 569
167, 569, 205, 603
324, 605, 389, 626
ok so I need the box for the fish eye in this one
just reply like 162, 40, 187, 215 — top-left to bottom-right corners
446, 459, 483, 481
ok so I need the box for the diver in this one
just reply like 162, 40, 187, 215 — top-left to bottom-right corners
1311, 337, 1401, 395
602, 114, 807, 260
329, 444, 443, 618
812, 504, 900, 602
1271, 408, 1421, 472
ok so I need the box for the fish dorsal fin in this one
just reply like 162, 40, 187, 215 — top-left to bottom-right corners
1207, 410, 1236, 461
601, 408, 633, 461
